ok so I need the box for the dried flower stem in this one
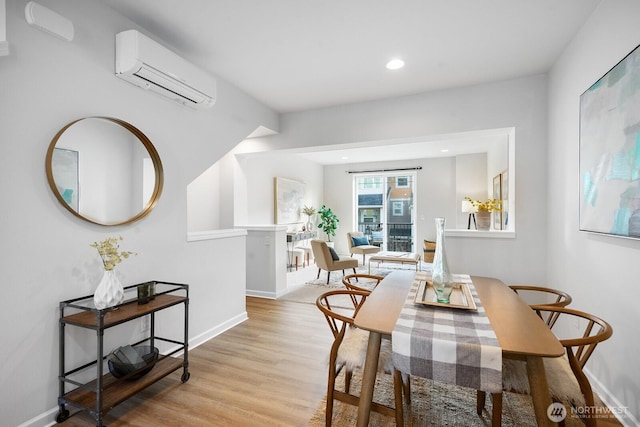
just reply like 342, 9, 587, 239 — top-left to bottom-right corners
90, 236, 136, 271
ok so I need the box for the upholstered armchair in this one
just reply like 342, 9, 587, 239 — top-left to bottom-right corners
310, 240, 358, 284
347, 231, 381, 265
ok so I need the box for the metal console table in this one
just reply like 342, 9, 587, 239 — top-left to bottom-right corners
56, 280, 189, 426
286, 231, 316, 271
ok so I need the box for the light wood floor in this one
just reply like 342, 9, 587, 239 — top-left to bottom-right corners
57, 295, 624, 427
59, 296, 333, 426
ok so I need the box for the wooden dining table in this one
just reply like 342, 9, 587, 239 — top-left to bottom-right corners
353, 270, 565, 427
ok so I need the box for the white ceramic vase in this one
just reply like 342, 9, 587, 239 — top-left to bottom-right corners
93, 270, 124, 310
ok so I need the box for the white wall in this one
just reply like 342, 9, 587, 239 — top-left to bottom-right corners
235, 149, 324, 227
252, 74, 549, 283
548, 0, 640, 423
187, 162, 221, 231
0, 1, 276, 425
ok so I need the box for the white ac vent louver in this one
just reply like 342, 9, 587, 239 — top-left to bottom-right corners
115, 30, 216, 109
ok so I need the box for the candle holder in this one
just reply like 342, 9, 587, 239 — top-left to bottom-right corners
137, 281, 156, 304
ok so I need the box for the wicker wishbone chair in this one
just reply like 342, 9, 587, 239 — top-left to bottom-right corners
341, 273, 385, 307
477, 306, 613, 427
316, 289, 407, 426
509, 285, 573, 327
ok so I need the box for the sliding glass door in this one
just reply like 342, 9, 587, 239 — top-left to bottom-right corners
354, 173, 416, 252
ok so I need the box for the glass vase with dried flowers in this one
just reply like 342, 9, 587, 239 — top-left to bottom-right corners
302, 205, 316, 231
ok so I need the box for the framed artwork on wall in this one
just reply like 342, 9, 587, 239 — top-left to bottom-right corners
501, 169, 509, 230
493, 173, 502, 230
580, 43, 640, 238
274, 177, 305, 225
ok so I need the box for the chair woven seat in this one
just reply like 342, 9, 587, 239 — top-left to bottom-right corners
337, 327, 394, 373
502, 355, 585, 405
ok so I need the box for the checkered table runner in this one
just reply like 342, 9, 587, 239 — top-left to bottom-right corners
391, 272, 502, 393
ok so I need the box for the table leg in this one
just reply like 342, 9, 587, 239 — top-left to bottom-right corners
526, 355, 554, 427
356, 331, 382, 427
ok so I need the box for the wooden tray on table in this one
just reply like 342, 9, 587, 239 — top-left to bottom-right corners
414, 280, 477, 310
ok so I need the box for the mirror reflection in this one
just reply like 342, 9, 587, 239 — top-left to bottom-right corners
46, 117, 163, 226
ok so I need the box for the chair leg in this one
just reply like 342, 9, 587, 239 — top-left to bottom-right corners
557, 399, 566, 427
295, 255, 299, 271
402, 373, 411, 405
476, 390, 485, 415
326, 366, 337, 427
362, 253, 366, 265
326, 271, 330, 284
317, 269, 321, 279
393, 369, 405, 426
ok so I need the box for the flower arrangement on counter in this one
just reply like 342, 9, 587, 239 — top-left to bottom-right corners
464, 197, 501, 212
90, 236, 136, 271
302, 205, 317, 217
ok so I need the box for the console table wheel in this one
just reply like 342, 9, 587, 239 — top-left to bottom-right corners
55, 408, 69, 423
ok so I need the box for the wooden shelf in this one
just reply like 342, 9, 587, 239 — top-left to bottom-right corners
62, 294, 186, 329
63, 356, 184, 412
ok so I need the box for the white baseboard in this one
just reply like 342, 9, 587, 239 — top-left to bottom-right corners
246, 286, 293, 299
245, 287, 290, 299
26, 313, 249, 427
17, 408, 58, 427
189, 311, 248, 350
246, 289, 277, 299
585, 368, 639, 426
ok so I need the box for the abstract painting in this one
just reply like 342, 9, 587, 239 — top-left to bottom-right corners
274, 177, 305, 224
580, 43, 640, 238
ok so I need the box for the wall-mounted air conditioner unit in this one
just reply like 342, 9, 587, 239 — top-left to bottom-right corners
115, 30, 216, 109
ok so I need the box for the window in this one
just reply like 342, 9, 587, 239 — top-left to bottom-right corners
392, 201, 403, 216
354, 171, 417, 252
358, 177, 383, 190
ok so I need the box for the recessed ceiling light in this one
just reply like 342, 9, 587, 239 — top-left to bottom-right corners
441, 149, 449, 153
386, 59, 405, 70
341, 156, 349, 160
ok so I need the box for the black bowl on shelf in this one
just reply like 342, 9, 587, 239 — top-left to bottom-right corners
107, 345, 159, 380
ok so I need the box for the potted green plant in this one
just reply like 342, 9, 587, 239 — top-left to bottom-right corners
317, 205, 339, 242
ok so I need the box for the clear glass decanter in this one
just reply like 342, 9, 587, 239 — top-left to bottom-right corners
432, 217, 454, 303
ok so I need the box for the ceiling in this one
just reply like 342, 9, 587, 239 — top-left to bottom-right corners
101, 0, 600, 164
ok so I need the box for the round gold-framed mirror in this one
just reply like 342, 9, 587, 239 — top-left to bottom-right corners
45, 117, 163, 226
